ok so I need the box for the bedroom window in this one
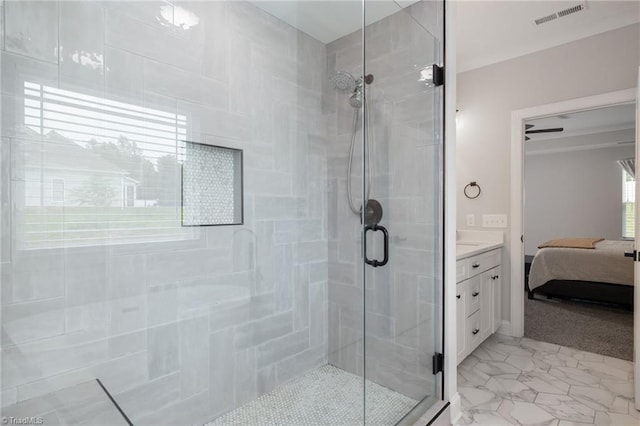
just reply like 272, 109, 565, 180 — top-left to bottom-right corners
622, 169, 635, 239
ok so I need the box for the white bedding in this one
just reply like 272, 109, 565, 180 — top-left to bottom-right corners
528, 240, 635, 291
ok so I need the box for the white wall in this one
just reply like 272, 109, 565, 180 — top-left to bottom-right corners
456, 23, 640, 322
524, 143, 635, 256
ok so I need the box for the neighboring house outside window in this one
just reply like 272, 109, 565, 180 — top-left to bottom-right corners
622, 169, 635, 239
123, 182, 136, 208
18, 81, 194, 249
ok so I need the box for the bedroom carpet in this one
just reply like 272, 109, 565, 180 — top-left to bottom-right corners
524, 297, 633, 361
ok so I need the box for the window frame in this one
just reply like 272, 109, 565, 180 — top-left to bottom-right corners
51, 178, 65, 204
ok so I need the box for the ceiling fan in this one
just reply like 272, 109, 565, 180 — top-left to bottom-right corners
525, 124, 564, 141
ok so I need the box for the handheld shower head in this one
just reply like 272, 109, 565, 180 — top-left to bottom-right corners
349, 90, 362, 109
329, 71, 357, 92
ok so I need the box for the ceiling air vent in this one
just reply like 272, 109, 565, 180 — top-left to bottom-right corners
557, 3, 586, 18
533, 2, 587, 26
534, 13, 558, 26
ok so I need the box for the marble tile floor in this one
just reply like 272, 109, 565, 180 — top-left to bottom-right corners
1, 379, 129, 425
457, 334, 639, 426
207, 364, 418, 426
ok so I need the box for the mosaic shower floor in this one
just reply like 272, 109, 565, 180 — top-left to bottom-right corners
207, 364, 418, 426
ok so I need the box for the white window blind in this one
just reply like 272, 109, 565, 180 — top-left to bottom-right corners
18, 81, 195, 249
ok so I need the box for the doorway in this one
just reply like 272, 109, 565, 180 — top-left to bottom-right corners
522, 104, 635, 359
509, 88, 636, 337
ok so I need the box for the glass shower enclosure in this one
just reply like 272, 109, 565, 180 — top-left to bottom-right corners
0, 0, 445, 424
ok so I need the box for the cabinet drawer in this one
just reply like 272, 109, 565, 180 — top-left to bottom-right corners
465, 310, 482, 352
466, 275, 481, 316
467, 248, 501, 277
456, 258, 469, 282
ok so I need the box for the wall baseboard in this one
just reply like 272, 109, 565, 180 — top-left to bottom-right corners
449, 392, 462, 425
498, 320, 513, 336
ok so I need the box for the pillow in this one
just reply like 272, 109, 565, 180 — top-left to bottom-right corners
538, 237, 604, 249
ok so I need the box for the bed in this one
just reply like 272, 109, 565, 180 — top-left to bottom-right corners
527, 239, 635, 308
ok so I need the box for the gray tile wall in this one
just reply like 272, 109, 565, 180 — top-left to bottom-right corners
325, 1, 443, 401
1, 1, 328, 423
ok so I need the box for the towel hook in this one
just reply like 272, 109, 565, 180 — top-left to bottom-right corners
464, 181, 481, 199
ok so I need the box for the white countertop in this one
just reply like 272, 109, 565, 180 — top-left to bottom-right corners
456, 230, 504, 260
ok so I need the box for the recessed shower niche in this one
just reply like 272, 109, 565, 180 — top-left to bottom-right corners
182, 142, 243, 227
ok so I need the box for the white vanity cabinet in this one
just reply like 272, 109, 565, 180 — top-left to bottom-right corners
456, 247, 502, 364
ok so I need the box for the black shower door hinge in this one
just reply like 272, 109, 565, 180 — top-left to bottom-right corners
432, 64, 444, 87
432, 352, 444, 375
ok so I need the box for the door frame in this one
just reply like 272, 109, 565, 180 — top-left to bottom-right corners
508, 88, 636, 338
634, 66, 639, 410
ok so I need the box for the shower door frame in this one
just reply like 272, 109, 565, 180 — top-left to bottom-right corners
359, 0, 448, 423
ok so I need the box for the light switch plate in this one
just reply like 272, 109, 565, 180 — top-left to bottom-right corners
466, 214, 475, 226
482, 214, 507, 228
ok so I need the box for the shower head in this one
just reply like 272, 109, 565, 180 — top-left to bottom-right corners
329, 71, 357, 92
349, 90, 362, 109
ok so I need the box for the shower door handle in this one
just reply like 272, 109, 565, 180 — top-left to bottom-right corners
364, 224, 389, 267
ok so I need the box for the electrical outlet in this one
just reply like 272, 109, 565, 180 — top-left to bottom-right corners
466, 214, 475, 227
482, 214, 507, 228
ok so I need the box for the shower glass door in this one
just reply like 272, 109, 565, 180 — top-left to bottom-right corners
362, 0, 444, 423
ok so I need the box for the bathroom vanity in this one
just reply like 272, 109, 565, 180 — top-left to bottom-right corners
456, 231, 504, 364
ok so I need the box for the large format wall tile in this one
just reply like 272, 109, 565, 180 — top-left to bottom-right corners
1, 52, 59, 97
142, 58, 228, 109
114, 373, 181, 422
59, 1, 105, 89
5, 1, 58, 63
104, 47, 144, 103
1, 297, 65, 347
147, 323, 179, 380
178, 317, 209, 398
209, 327, 235, 418
10, 250, 64, 303
105, 9, 203, 74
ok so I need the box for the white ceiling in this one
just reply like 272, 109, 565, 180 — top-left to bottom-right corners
524, 103, 636, 153
457, 0, 640, 73
249, 0, 419, 44
527, 103, 636, 139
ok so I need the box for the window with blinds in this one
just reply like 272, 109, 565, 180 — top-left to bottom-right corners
622, 169, 635, 239
17, 81, 196, 249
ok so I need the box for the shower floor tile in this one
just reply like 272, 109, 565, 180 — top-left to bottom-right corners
207, 364, 418, 426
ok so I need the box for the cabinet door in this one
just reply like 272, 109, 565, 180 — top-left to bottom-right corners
491, 266, 502, 333
456, 281, 468, 364
465, 310, 482, 355
480, 270, 493, 340
466, 275, 481, 316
